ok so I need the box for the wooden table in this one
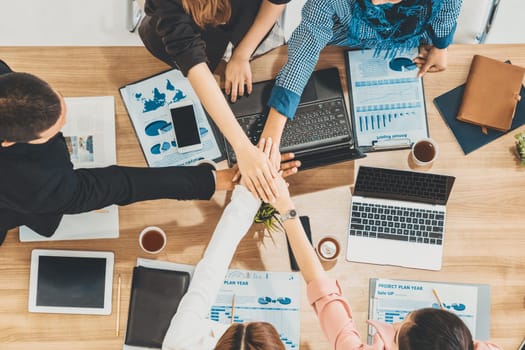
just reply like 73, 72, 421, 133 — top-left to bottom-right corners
1, 45, 524, 350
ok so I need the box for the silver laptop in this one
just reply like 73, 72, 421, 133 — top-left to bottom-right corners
346, 166, 455, 270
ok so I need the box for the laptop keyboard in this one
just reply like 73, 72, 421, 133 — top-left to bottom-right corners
349, 202, 445, 245
354, 166, 455, 205
225, 98, 351, 162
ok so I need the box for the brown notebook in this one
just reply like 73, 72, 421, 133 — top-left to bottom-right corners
457, 55, 525, 134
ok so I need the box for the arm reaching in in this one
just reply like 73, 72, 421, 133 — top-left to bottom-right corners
272, 176, 325, 283
225, 0, 287, 102
162, 185, 260, 349
187, 63, 278, 203
272, 175, 363, 349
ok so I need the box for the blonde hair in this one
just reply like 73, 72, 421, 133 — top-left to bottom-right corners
214, 322, 285, 350
181, 0, 232, 28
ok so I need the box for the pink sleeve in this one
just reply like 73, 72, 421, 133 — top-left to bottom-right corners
306, 278, 366, 350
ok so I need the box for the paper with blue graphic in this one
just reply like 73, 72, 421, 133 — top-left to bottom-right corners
346, 49, 429, 151
212, 269, 301, 350
133, 259, 301, 350
369, 278, 485, 340
120, 69, 222, 167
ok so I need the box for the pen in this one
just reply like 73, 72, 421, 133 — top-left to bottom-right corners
230, 294, 235, 324
116, 274, 122, 336
432, 288, 444, 310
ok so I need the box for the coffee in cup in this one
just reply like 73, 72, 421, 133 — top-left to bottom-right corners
316, 236, 340, 261
410, 138, 439, 168
139, 226, 167, 254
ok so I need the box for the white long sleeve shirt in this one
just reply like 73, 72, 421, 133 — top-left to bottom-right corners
162, 185, 260, 350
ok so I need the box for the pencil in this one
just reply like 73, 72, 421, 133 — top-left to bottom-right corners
432, 288, 445, 310
116, 274, 121, 336
230, 294, 235, 324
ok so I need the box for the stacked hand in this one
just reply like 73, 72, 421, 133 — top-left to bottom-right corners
235, 137, 300, 202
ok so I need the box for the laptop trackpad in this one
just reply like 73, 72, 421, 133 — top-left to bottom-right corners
346, 237, 443, 271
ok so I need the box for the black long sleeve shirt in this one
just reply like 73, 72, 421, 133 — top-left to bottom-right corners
0, 133, 215, 238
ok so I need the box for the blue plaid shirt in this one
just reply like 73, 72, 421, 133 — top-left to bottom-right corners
269, 0, 462, 119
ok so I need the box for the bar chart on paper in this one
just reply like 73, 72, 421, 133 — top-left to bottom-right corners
346, 49, 429, 149
211, 270, 301, 350
355, 78, 425, 133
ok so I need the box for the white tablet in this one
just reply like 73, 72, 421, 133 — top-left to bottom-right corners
28, 249, 114, 315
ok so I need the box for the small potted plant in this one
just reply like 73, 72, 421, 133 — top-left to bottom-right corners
254, 202, 284, 238
515, 131, 525, 165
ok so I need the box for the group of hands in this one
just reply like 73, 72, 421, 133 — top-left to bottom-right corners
223, 44, 448, 202
233, 137, 297, 204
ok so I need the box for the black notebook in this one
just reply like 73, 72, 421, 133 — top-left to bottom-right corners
124, 266, 191, 348
434, 69, 525, 154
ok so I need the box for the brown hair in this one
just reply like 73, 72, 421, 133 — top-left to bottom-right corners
214, 322, 285, 350
398, 308, 475, 350
0, 72, 62, 142
181, 0, 232, 28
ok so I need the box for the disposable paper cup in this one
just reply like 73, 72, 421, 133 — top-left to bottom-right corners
316, 236, 341, 261
139, 226, 167, 254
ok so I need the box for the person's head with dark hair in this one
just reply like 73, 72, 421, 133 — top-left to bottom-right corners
214, 322, 285, 350
397, 308, 474, 350
0, 72, 65, 145
367, 308, 475, 350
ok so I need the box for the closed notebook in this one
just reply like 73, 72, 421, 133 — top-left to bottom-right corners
124, 266, 190, 348
457, 55, 525, 133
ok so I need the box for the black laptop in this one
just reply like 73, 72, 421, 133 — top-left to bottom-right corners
223, 67, 365, 169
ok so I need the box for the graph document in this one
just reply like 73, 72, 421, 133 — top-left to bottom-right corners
133, 259, 301, 350
345, 49, 429, 151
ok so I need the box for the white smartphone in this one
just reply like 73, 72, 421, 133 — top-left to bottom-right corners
169, 100, 203, 153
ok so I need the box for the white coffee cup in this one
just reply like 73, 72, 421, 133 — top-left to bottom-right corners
316, 236, 341, 261
410, 138, 439, 167
139, 226, 167, 254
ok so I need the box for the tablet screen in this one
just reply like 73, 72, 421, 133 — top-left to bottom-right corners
29, 249, 114, 315
37, 256, 106, 308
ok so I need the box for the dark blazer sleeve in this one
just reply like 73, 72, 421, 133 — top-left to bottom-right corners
60, 165, 215, 214
0, 165, 215, 238
0, 133, 216, 236
144, 0, 208, 75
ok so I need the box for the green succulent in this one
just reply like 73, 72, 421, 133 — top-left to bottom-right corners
515, 131, 525, 165
254, 202, 283, 234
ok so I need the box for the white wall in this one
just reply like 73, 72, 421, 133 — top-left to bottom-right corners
0, 0, 142, 46
485, 0, 525, 44
0, 0, 523, 46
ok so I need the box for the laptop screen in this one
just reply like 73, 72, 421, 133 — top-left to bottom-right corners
354, 166, 455, 205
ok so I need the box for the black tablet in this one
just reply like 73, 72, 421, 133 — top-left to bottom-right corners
28, 249, 114, 315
